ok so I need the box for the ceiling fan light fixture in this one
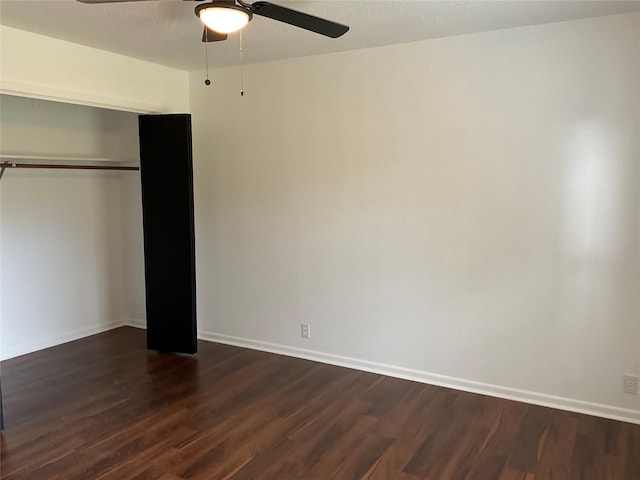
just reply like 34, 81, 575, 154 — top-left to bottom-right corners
196, 2, 252, 34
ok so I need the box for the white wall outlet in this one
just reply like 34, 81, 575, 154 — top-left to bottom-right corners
623, 374, 639, 394
301, 323, 310, 339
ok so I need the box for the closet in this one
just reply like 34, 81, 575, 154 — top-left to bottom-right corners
0, 96, 197, 427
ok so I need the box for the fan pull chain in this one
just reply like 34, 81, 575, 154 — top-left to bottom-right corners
204, 30, 211, 86
240, 31, 244, 96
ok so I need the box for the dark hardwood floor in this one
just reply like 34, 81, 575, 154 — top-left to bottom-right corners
1, 327, 638, 479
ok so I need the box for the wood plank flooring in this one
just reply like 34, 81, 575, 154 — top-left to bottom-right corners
1, 327, 638, 479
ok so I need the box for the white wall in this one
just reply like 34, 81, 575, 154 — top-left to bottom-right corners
0, 94, 139, 161
0, 95, 144, 359
0, 25, 189, 114
189, 13, 640, 422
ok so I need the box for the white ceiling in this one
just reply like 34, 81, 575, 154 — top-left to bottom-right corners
1, 0, 639, 71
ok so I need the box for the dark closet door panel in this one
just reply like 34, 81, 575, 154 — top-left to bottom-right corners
139, 114, 197, 354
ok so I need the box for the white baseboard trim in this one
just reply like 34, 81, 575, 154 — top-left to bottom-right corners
60, 319, 640, 425
1, 319, 127, 361
197, 330, 640, 426
123, 317, 146, 329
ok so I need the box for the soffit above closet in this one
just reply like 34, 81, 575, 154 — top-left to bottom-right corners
1, 0, 639, 71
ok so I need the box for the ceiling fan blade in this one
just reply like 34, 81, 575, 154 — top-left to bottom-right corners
202, 27, 228, 42
250, 1, 349, 38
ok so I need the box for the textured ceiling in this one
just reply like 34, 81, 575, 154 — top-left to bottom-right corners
1, 0, 639, 71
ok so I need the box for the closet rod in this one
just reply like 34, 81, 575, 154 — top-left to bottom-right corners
1, 162, 139, 171
0, 162, 139, 180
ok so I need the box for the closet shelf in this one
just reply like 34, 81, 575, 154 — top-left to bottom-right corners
0, 153, 138, 165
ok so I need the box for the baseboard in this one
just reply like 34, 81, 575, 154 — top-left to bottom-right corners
197, 330, 640, 426
123, 317, 146, 329
85, 319, 640, 425
0, 319, 127, 361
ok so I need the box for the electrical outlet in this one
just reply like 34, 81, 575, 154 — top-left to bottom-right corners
623, 374, 639, 394
301, 323, 310, 339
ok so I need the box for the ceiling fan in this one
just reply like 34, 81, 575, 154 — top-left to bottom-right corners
78, 0, 350, 43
